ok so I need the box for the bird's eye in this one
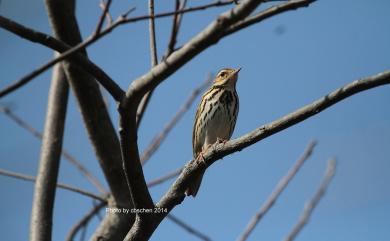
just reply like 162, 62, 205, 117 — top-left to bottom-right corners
220, 72, 227, 78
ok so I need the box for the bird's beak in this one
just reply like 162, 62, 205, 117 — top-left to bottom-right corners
234, 67, 241, 74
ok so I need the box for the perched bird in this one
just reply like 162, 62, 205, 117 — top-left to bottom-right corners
185, 68, 241, 197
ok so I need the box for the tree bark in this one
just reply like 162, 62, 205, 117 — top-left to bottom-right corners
30, 63, 69, 241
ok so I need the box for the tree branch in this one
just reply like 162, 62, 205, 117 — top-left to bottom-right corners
122, 0, 237, 25
0, 105, 107, 194
282, 159, 336, 241
0, 15, 125, 101
44, 2, 134, 241
94, 0, 112, 36
164, 0, 188, 58
147, 167, 183, 188
237, 141, 317, 241
30, 64, 69, 241
121, 1, 320, 240
135, 0, 159, 129
167, 214, 212, 241
66, 201, 107, 241
44, 0, 131, 208
0, 0, 236, 100
144, 70, 390, 240
224, 0, 316, 37
0, 168, 107, 202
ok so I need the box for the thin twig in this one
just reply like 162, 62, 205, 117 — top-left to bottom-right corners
147, 167, 183, 187
224, 0, 316, 36
165, 0, 188, 58
122, 0, 236, 24
135, 0, 159, 128
141, 74, 212, 164
66, 201, 107, 241
0, 104, 107, 194
0, 15, 125, 101
94, 0, 112, 36
0, 0, 234, 99
100, 1, 113, 26
237, 141, 317, 241
0, 168, 107, 202
167, 214, 212, 241
283, 159, 336, 241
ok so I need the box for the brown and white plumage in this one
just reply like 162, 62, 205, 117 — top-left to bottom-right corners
185, 68, 240, 197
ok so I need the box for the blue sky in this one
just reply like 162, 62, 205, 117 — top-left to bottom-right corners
1, 0, 390, 241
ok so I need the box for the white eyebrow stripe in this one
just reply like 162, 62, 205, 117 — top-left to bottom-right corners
218, 70, 227, 76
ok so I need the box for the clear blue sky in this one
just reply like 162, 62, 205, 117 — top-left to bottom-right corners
1, 0, 389, 241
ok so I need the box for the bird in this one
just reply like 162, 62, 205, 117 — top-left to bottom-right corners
185, 67, 241, 197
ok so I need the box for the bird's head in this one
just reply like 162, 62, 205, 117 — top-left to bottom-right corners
213, 67, 241, 89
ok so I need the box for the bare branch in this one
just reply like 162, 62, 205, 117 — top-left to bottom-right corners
45, 0, 132, 211
30, 64, 68, 241
0, 105, 42, 139
122, 0, 236, 25
283, 159, 336, 241
66, 201, 107, 241
121, 0, 314, 111
0, 15, 125, 101
147, 167, 183, 187
43, 5, 134, 241
122, 1, 320, 240
141, 74, 212, 164
167, 214, 212, 241
165, 0, 188, 58
135, 0, 159, 129
94, 0, 112, 36
148, 70, 390, 240
0, 105, 107, 194
0, 168, 106, 202
0, 0, 235, 100
224, 0, 316, 37
148, 0, 158, 68
99, 0, 113, 26
237, 141, 317, 241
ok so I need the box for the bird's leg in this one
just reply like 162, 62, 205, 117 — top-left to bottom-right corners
195, 152, 207, 167
196, 143, 213, 167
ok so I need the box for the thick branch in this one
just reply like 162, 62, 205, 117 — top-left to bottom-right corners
44, 0, 131, 209
43, 4, 135, 241
122, 1, 320, 240
122, 0, 265, 108
0, 0, 236, 100
283, 159, 336, 241
123, 70, 390, 240
159, 70, 390, 208
237, 141, 316, 241
30, 64, 69, 241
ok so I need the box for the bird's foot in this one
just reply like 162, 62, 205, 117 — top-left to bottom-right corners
196, 147, 210, 167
